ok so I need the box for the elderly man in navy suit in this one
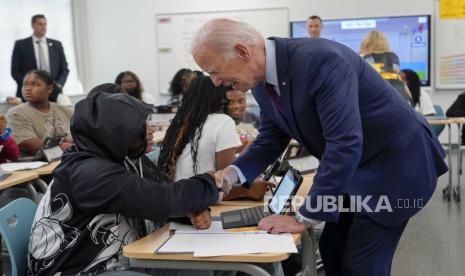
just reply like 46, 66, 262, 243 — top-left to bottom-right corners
11, 14, 69, 101
192, 19, 447, 276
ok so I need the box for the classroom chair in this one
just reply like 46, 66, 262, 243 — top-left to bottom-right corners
430, 105, 446, 136
0, 198, 37, 276
248, 105, 260, 117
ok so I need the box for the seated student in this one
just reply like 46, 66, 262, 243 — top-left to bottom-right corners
27, 91, 220, 275
87, 83, 125, 97
446, 92, 465, 144
400, 69, 435, 116
115, 70, 157, 105
0, 114, 19, 163
360, 30, 414, 106
159, 75, 274, 200
226, 89, 260, 128
7, 82, 72, 107
87, 83, 157, 154
226, 89, 260, 153
167, 68, 195, 106
6, 70, 73, 156
360, 30, 400, 74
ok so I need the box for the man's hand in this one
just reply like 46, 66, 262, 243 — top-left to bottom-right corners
214, 166, 240, 200
246, 181, 275, 200
258, 214, 307, 234
188, 209, 212, 230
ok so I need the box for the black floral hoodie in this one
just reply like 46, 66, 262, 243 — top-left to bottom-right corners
27, 92, 218, 275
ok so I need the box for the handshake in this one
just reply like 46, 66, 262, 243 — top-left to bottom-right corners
190, 167, 239, 230
210, 166, 239, 203
209, 166, 276, 203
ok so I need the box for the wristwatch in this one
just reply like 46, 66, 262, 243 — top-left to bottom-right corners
294, 212, 315, 228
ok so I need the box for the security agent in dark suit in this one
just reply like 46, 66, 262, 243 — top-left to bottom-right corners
11, 14, 69, 101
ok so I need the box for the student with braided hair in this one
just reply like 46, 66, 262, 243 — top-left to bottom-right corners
158, 74, 274, 200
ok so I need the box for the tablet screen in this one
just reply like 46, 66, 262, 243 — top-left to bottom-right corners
268, 169, 298, 214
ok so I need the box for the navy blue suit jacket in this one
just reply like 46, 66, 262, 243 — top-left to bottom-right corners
233, 38, 447, 226
11, 36, 69, 99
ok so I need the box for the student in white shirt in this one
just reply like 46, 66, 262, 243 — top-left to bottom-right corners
158, 74, 275, 200
400, 69, 436, 116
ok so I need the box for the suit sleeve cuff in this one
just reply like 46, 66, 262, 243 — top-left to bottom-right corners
229, 165, 247, 185
296, 210, 322, 226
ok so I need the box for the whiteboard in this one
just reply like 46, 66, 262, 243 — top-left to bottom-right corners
435, 1, 465, 89
155, 7, 289, 94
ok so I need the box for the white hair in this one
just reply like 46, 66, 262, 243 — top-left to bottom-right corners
191, 18, 264, 60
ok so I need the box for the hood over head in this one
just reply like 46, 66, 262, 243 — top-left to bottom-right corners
71, 92, 153, 162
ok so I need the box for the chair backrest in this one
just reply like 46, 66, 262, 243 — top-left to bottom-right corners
248, 105, 260, 117
430, 105, 446, 136
434, 105, 445, 117
145, 147, 160, 164
0, 198, 37, 276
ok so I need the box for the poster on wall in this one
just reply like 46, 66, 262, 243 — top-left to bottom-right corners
436, 0, 465, 89
440, 0, 465, 19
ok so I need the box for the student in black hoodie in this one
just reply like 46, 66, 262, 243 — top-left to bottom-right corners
27, 91, 220, 275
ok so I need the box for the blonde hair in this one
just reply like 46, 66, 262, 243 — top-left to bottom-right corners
360, 30, 390, 55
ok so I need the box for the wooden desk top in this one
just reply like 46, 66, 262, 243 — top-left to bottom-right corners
32, 161, 60, 175
427, 117, 465, 125
123, 172, 315, 262
123, 213, 299, 263
0, 171, 39, 190
217, 173, 314, 208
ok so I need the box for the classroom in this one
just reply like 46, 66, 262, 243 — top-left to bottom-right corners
0, 0, 464, 275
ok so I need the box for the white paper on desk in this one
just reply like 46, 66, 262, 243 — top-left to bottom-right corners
0, 161, 48, 172
171, 220, 230, 234
193, 233, 297, 257
156, 233, 197, 254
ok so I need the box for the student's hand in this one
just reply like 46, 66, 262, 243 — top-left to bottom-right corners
207, 171, 223, 202
6, 97, 21, 105
246, 181, 276, 200
258, 214, 306, 234
188, 209, 212, 230
235, 138, 253, 154
240, 134, 252, 145
213, 172, 225, 203
60, 142, 73, 152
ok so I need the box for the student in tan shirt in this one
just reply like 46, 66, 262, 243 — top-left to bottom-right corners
6, 70, 73, 156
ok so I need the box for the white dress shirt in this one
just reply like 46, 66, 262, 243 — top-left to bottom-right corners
32, 35, 51, 73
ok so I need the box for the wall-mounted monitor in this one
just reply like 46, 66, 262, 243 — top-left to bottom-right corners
291, 15, 431, 86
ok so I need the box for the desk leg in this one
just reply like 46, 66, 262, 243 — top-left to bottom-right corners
129, 259, 271, 276
443, 124, 452, 201
24, 182, 41, 204
301, 228, 317, 276
455, 123, 462, 202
